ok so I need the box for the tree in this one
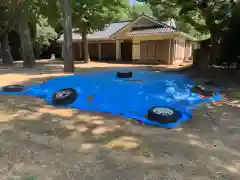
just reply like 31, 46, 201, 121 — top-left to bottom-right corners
114, 1, 154, 21
34, 17, 58, 58
0, 0, 37, 67
139, 0, 235, 65
138, 0, 208, 39
1, 32, 13, 65
72, 0, 125, 63
35, 0, 63, 36
114, 0, 132, 21
1, 0, 65, 67
61, 0, 74, 72
217, 2, 240, 67
0, 1, 23, 65
17, 1, 36, 68
0, 5, 14, 65
176, 0, 234, 65
0, 0, 21, 39
131, 2, 153, 19
30, 0, 73, 71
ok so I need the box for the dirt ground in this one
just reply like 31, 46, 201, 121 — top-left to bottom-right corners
0, 60, 240, 180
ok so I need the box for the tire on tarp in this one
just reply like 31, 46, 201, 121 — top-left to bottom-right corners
52, 88, 77, 105
191, 84, 216, 97
147, 106, 181, 124
204, 80, 217, 86
1, 85, 25, 92
116, 72, 132, 78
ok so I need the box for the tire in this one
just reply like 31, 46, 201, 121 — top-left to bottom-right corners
204, 80, 216, 86
52, 88, 77, 105
147, 106, 181, 124
1, 85, 25, 92
191, 84, 216, 97
116, 72, 132, 78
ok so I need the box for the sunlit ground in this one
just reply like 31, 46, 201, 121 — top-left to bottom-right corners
0, 60, 239, 180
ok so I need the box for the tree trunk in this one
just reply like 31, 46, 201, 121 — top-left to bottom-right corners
1, 33, 13, 65
209, 29, 218, 66
62, 0, 74, 72
17, 3, 35, 68
82, 27, 90, 63
193, 49, 209, 72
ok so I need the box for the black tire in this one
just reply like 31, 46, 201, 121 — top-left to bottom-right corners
191, 84, 216, 97
204, 80, 216, 86
52, 88, 77, 105
116, 72, 132, 78
147, 106, 181, 124
1, 85, 25, 92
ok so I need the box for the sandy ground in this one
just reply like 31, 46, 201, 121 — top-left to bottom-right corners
0, 60, 240, 180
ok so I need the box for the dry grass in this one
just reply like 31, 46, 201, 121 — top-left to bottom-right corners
0, 60, 239, 180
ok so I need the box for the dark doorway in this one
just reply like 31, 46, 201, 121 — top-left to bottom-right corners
72, 42, 81, 61
102, 42, 116, 61
121, 41, 132, 62
88, 43, 98, 60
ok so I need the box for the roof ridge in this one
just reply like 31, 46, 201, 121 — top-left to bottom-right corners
140, 13, 177, 30
109, 14, 158, 38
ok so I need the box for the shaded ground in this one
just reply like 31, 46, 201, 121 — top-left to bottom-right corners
0, 60, 240, 180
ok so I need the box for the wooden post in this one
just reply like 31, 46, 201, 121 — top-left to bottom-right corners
132, 39, 140, 63
168, 38, 172, 65
116, 40, 121, 61
98, 42, 102, 61
79, 41, 82, 60
61, 43, 65, 59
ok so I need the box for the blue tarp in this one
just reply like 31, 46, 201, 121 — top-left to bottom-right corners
0, 69, 221, 128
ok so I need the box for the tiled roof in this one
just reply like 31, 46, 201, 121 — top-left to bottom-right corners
58, 21, 130, 41
57, 14, 188, 42
162, 19, 177, 29
128, 27, 178, 36
88, 21, 130, 39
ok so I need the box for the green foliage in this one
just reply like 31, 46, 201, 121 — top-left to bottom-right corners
147, 0, 179, 19
130, 2, 153, 19
0, 1, 21, 38
217, 2, 240, 66
35, 17, 58, 46
138, 0, 235, 40
114, 0, 132, 21
72, 0, 126, 32
0, 0, 60, 41
111, 0, 154, 21
177, 0, 233, 29
30, 0, 64, 39
138, 0, 210, 39
33, 0, 62, 28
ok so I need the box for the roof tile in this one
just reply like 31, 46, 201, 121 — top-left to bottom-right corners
58, 21, 130, 41
128, 27, 178, 36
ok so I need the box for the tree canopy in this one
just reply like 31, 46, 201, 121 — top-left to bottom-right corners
1, 0, 240, 68
35, 17, 58, 47
72, 0, 125, 32
72, 0, 126, 63
131, 2, 153, 19
138, 0, 239, 65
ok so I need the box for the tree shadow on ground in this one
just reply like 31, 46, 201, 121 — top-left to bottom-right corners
0, 60, 192, 88
0, 62, 240, 179
0, 60, 151, 75
0, 59, 192, 76
0, 94, 240, 180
